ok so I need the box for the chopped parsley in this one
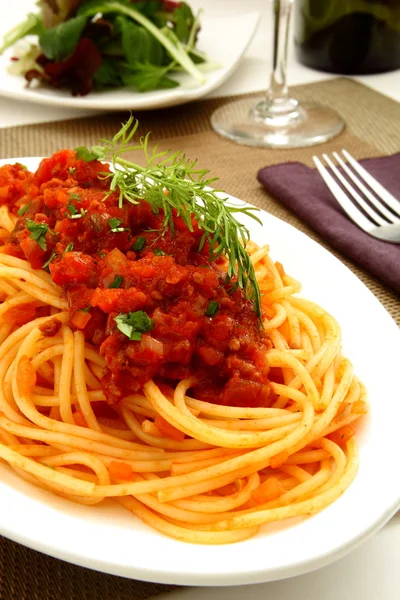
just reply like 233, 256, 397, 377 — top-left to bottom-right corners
17, 203, 31, 216
79, 306, 91, 314
67, 206, 86, 220
17, 163, 27, 170
66, 204, 78, 216
42, 251, 57, 272
108, 217, 128, 233
69, 192, 81, 201
205, 301, 219, 317
25, 220, 50, 251
132, 237, 146, 252
63, 242, 74, 255
68, 167, 76, 175
114, 310, 153, 341
153, 247, 167, 256
109, 276, 123, 289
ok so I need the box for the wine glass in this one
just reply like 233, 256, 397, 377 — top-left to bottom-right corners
210, 0, 344, 148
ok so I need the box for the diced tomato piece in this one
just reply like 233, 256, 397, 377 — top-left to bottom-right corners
20, 236, 45, 269
91, 287, 147, 313
50, 252, 97, 287
70, 310, 92, 329
109, 461, 134, 482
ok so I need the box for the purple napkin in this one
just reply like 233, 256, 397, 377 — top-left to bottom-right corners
257, 154, 400, 295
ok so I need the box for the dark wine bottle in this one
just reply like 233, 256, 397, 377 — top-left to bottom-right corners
294, 0, 400, 75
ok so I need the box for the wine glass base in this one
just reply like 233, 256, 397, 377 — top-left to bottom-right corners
211, 97, 345, 148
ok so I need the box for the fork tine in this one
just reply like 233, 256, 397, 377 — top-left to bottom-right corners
312, 156, 373, 233
333, 152, 400, 223
342, 150, 400, 218
322, 154, 387, 226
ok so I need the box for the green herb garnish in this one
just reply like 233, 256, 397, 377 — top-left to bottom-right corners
63, 242, 74, 254
115, 310, 153, 341
76, 117, 262, 319
25, 220, 50, 251
17, 203, 31, 216
132, 237, 146, 252
205, 301, 219, 317
17, 163, 27, 170
69, 167, 76, 175
67, 206, 86, 220
153, 247, 167, 256
108, 217, 128, 233
66, 204, 78, 216
69, 192, 81, 201
42, 251, 57, 272
109, 276, 123, 289
79, 306, 91, 314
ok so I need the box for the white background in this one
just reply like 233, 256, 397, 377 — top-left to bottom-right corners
0, 2, 399, 599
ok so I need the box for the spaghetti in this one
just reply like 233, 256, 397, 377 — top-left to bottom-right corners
0, 148, 367, 545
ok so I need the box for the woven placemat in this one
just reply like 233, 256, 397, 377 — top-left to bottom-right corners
0, 77, 399, 599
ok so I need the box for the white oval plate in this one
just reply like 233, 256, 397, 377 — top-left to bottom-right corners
0, 157, 399, 586
0, 10, 260, 111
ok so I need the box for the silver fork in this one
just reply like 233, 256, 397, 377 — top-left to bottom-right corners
313, 150, 400, 244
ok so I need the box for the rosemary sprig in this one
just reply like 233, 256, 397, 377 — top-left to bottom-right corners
75, 116, 263, 318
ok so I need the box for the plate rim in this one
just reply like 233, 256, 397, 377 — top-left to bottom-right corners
0, 11, 260, 111
0, 156, 399, 586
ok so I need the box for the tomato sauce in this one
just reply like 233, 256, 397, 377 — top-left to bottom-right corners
3, 151, 274, 407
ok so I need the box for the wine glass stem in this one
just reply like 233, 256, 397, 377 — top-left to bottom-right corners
255, 0, 298, 119
268, 0, 294, 102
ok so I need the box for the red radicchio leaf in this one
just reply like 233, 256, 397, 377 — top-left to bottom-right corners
162, 1, 182, 10
26, 38, 102, 96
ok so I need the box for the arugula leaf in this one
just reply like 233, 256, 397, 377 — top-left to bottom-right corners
93, 58, 123, 88
118, 16, 163, 66
17, 203, 31, 216
119, 17, 150, 64
39, 15, 88, 62
26, 220, 49, 251
129, 1, 162, 20
120, 62, 178, 92
174, 3, 195, 44
114, 310, 153, 341
109, 275, 123, 288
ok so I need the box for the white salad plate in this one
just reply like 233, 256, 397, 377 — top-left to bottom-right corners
0, 157, 399, 586
0, 10, 260, 111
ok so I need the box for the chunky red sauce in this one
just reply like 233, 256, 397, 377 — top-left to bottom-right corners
3, 151, 273, 407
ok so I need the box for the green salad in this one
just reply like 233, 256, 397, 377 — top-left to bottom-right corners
0, 0, 209, 95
